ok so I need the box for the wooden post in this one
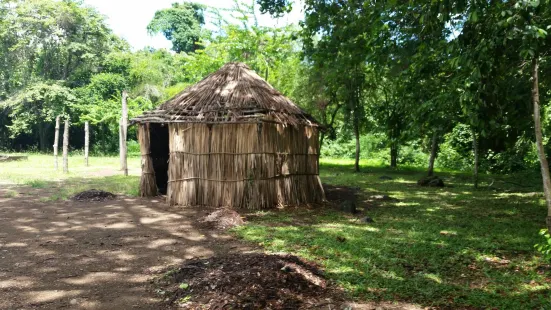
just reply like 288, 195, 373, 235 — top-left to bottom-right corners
120, 91, 128, 176
53, 116, 60, 170
84, 121, 89, 167
62, 118, 69, 174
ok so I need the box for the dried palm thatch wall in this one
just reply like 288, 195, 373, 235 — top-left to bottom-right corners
138, 123, 157, 197
167, 122, 323, 209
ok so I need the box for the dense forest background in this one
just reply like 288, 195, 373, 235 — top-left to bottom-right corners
1, 0, 551, 178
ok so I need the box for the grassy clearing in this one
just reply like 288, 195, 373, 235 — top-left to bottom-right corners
234, 159, 551, 309
0, 154, 140, 199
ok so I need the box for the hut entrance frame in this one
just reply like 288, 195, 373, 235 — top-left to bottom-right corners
149, 123, 170, 194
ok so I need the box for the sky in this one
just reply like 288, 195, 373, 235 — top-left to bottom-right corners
83, 0, 303, 50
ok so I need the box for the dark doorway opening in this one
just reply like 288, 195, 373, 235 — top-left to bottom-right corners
149, 123, 169, 194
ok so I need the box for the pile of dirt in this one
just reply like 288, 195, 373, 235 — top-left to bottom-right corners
71, 189, 116, 202
324, 184, 359, 202
154, 253, 344, 309
200, 208, 245, 230
417, 176, 445, 187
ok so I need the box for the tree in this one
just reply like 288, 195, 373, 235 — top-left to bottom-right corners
147, 2, 206, 53
499, 0, 551, 232
3, 83, 75, 151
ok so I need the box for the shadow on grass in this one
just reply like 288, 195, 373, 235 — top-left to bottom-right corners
235, 162, 551, 309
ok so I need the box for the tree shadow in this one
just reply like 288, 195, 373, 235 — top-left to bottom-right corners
237, 163, 551, 308
0, 178, 254, 309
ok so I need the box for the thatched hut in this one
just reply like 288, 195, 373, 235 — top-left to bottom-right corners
131, 62, 324, 209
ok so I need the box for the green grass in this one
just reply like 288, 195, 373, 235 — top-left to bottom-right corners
234, 159, 551, 309
0, 154, 140, 199
23, 179, 48, 188
1, 190, 17, 198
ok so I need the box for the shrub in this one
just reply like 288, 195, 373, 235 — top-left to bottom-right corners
127, 140, 140, 156
535, 229, 551, 262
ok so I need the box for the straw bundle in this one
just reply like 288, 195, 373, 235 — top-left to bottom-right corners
138, 123, 157, 196
131, 63, 318, 127
167, 123, 324, 209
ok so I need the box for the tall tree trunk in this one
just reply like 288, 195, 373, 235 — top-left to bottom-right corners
390, 142, 398, 168
531, 57, 551, 233
428, 131, 438, 176
53, 116, 60, 170
84, 121, 89, 167
354, 117, 360, 172
472, 128, 479, 189
120, 91, 128, 176
62, 118, 69, 174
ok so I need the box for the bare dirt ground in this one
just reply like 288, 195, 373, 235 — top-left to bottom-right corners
0, 180, 423, 310
0, 184, 252, 310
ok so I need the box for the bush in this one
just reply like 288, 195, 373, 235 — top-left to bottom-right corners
127, 140, 140, 156
435, 135, 472, 172
398, 143, 429, 167
320, 133, 386, 159
535, 229, 551, 262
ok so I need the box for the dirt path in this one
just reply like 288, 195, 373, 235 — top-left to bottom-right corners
0, 185, 252, 309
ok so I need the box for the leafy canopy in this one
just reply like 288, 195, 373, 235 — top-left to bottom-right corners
147, 2, 206, 53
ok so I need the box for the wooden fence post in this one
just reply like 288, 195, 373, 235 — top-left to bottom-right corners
84, 121, 89, 167
62, 118, 69, 174
120, 91, 128, 176
53, 116, 60, 170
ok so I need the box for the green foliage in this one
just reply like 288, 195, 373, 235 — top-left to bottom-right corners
435, 139, 472, 172
535, 229, 551, 262
257, 0, 292, 17
5, 83, 75, 137
147, 2, 206, 53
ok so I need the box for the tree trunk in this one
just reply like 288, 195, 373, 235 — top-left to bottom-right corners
84, 121, 89, 167
390, 142, 398, 168
472, 128, 479, 189
120, 91, 128, 176
53, 116, 60, 170
428, 131, 438, 176
62, 118, 69, 174
38, 122, 48, 152
354, 117, 360, 172
531, 56, 551, 233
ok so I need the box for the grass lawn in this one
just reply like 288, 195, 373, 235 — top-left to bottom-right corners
234, 158, 551, 309
0, 154, 140, 199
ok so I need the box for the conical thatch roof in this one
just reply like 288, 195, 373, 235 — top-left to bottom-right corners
131, 62, 319, 126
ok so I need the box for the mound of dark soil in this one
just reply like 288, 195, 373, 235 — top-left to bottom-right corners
71, 189, 115, 202
324, 184, 359, 202
200, 208, 244, 230
417, 176, 445, 187
154, 253, 344, 309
